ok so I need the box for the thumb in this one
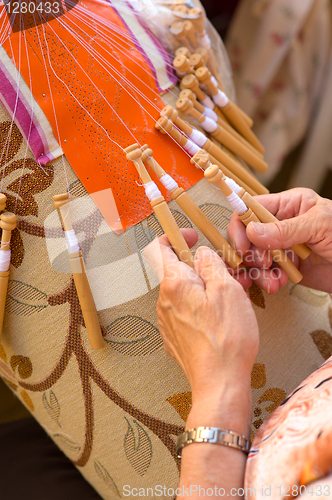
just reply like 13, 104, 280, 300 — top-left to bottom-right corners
246, 215, 314, 250
194, 246, 231, 293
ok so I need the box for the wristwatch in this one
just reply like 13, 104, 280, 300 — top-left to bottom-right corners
176, 426, 250, 458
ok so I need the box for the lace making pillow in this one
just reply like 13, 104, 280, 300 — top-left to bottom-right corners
0, 100, 332, 498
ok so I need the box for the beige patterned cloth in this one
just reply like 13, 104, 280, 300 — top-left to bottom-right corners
0, 98, 332, 498
226, 0, 331, 183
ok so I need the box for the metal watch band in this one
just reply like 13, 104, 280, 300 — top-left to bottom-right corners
176, 426, 250, 458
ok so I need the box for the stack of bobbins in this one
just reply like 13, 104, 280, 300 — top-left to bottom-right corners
0, 196, 15, 340
53, 193, 105, 350
140, 145, 242, 270
177, 90, 260, 153
204, 165, 304, 285
124, 144, 194, 268
157, 109, 268, 196
155, 115, 258, 196
195, 67, 260, 148
175, 97, 267, 173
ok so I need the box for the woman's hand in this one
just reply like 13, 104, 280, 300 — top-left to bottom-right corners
227, 188, 332, 293
144, 229, 259, 499
144, 229, 259, 425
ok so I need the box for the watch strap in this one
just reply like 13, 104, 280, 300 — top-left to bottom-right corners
176, 426, 250, 457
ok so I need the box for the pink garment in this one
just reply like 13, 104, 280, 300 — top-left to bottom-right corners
246, 357, 332, 499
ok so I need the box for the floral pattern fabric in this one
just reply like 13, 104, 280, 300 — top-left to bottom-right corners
226, 0, 331, 182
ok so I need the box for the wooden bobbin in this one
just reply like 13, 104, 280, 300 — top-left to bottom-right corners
189, 53, 204, 69
124, 145, 194, 268
178, 94, 262, 157
175, 46, 191, 59
188, 8, 205, 36
204, 166, 304, 285
195, 67, 255, 130
190, 149, 257, 196
170, 21, 189, 47
173, 4, 189, 16
173, 55, 194, 75
181, 74, 224, 118
238, 191, 311, 260
0, 194, 7, 212
160, 105, 194, 137
140, 146, 241, 269
53, 193, 105, 350
0, 211, 16, 341
194, 47, 208, 64
183, 20, 198, 48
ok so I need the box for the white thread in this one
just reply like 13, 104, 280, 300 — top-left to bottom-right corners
226, 192, 247, 215
225, 177, 242, 194
203, 107, 218, 121
211, 76, 218, 88
198, 33, 211, 49
65, 229, 80, 254
0, 250, 10, 272
183, 140, 201, 156
201, 117, 218, 133
201, 95, 214, 109
160, 174, 178, 192
144, 181, 162, 201
189, 129, 207, 147
213, 89, 229, 108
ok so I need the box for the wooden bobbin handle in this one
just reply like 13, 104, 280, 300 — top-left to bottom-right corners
68, 251, 105, 350
124, 144, 194, 268
238, 209, 303, 285
240, 192, 311, 260
204, 167, 303, 285
0, 194, 7, 212
52, 195, 105, 350
150, 197, 194, 268
195, 67, 254, 129
202, 138, 269, 195
0, 211, 16, 340
0, 212, 17, 248
172, 187, 242, 269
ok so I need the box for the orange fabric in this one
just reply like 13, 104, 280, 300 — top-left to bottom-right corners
1, 2, 202, 231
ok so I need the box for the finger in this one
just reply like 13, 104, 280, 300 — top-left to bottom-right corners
194, 246, 236, 297
252, 188, 318, 220
246, 212, 316, 250
227, 212, 252, 256
242, 245, 273, 269
227, 265, 253, 290
144, 229, 198, 282
233, 266, 287, 294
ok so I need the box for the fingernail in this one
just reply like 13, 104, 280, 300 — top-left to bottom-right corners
250, 222, 265, 235
262, 278, 270, 294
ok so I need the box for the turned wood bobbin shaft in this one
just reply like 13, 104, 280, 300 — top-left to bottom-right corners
0, 211, 16, 340
238, 191, 311, 261
124, 144, 194, 268
53, 193, 105, 350
0, 194, 7, 213
204, 166, 303, 285
195, 66, 254, 132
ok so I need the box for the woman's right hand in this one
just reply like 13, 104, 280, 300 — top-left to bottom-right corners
227, 188, 332, 293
